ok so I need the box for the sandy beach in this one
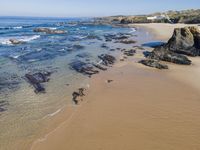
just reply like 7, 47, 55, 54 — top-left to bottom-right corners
31, 23, 200, 150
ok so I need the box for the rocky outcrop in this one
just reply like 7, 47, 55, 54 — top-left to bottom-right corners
166, 26, 200, 56
9, 39, 24, 45
116, 39, 136, 44
98, 54, 116, 66
148, 46, 192, 65
123, 49, 136, 56
70, 61, 99, 76
104, 33, 131, 42
33, 28, 66, 34
92, 64, 107, 71
139, 27, 200, 69
145, 26, 200, 66
139, 59, 168, 69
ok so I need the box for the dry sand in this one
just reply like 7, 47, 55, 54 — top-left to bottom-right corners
31, 23, 200, 150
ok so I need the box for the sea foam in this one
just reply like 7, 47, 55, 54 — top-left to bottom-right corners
0, 35, 40, 45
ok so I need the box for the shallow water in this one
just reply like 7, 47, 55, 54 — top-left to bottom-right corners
0, 17, 145, 150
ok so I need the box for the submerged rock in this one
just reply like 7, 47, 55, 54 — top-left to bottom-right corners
92, 63, 107, 71
116, 39, 136, 44
98, 54, 116, 66
70, 61, 99, 76
0, 73, 21, 94
104, 33, 131, 42
123, 49, 136, 56
25, 71, 51, 93
139, 59, 168, 69
101, 43, 109, 49
33, 28, 66, 34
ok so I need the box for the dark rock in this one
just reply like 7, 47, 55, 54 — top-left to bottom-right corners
93, 63, 107, 71
133, 46, 145, 50
124, 49, 136, 56
142, 42, 165, 48
70, 61, 99, 76
25, 72, 51, 93
104, 33, 131, 42
148, 46, 191, 65
67, 44, 84, 51
76, 52, 91, 59
33, 28, 66, 34
107, 80, 113, 83
72, 45, 84, 50
98, 54, 116, 66
72, 92, 79, 105
72, 88, 85, 105
139, 59, 168, 69
87, 35, 102, 40
116, 39, 136, 44
146, 27, 200, 65
101, 43, 109, 49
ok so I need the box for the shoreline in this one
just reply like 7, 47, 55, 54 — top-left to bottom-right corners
31, 23, 200, 150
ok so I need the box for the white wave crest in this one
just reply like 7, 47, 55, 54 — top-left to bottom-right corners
0, 35, 40, 45
129, 28, 136, 33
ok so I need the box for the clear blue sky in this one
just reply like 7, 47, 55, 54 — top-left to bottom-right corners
0, 0, 200, 17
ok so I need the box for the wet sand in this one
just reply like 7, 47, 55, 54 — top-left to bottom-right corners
31, 24, 200, 150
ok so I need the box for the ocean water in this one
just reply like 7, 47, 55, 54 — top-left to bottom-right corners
0, 17, 138, 150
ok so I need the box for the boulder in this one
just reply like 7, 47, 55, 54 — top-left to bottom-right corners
166, 26, 200, 56
33, 28, 66, 34
139, 59, 168, 69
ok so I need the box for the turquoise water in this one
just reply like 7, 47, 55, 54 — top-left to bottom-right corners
0, 17, 137, 150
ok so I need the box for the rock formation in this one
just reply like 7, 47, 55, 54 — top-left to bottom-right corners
166, 26, 200, 56
139, 59, 168, 69
9, 39, 24, 45
25, 71, 51, 93
148, 46, 192, 65
146, 26, 200, 66
33, 28, 66, 34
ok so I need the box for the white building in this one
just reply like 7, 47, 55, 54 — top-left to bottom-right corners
147, 14, 166, 20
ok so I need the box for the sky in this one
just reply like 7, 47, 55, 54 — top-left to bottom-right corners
0, 0, 200, 17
